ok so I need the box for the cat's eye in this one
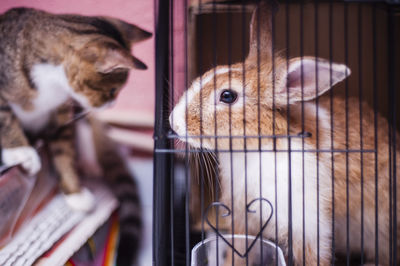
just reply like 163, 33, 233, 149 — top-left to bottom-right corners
109, 88, 117, 97
219, 89, 238, 104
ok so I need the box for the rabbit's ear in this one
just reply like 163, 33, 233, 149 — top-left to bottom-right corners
275, 57, 351, 105
247, 0, 278, 63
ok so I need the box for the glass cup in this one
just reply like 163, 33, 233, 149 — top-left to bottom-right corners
191, 234, 286, 266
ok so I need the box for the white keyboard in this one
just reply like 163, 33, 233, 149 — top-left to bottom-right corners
0, 183, 117, 266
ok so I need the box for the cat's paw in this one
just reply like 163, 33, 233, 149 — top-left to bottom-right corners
2, 146, 41, 176
63, 187, 95, 212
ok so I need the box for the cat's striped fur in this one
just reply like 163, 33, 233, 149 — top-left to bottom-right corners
87, 117, 143, 265
0, 7, 150, 264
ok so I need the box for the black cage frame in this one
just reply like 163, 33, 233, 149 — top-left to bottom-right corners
153, 0, 400, 265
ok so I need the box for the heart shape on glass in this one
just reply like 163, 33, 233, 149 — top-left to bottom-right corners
203, 197, 274, 258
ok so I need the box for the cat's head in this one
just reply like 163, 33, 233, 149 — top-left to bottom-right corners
65, 16, 151, 108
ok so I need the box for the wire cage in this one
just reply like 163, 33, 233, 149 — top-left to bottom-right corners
154, 0, 400, 265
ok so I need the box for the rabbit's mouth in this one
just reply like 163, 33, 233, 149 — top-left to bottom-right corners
168, 114, 208, 149
169, 128, 203, 149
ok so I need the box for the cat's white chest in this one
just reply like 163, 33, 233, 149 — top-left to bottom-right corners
10, 64, 72, 133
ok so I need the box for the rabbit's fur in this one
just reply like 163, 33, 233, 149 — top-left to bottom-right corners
170, 1, 399, 265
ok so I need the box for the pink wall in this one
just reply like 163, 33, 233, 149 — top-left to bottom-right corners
0, 0, 154, 115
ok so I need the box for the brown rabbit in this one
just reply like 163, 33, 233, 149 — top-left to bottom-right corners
170, 1, 399, 265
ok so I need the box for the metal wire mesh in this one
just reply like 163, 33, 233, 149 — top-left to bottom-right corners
154, 0, 400, 265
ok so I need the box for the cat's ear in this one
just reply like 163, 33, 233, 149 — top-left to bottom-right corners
95, 48, 147, 73
108, 18, 152, 44
81, 44, 147, 73
124, 23, 152, 43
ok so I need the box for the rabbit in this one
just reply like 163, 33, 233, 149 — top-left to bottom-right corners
169, 1, 399, 265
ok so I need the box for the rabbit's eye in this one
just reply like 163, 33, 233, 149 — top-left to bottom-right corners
220, 89, 238, 104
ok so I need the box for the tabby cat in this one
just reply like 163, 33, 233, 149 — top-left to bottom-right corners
0, 7, 150, 264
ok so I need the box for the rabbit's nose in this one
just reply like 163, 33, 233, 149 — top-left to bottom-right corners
169, 111, 186, 135
171, 123, 182, 135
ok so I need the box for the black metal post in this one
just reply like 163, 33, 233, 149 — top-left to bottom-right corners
387, 4, 398, 265
153, 0, 172, 265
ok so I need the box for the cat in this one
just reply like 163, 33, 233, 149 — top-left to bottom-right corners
0, 7, 151, 264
